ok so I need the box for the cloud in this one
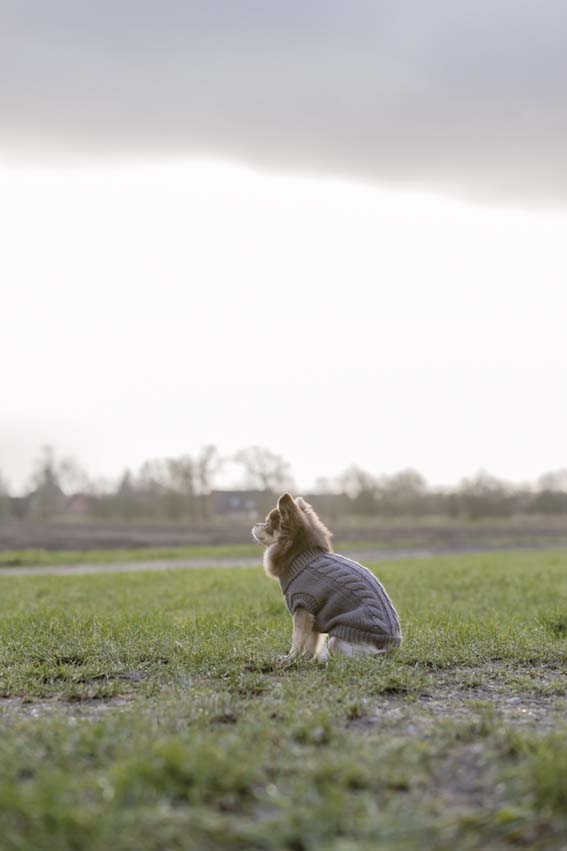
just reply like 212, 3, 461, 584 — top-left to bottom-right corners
1, 0, 566, 203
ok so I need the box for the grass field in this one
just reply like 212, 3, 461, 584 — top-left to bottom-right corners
1, 542, 414, 569
1, 550, 566, 850
0, 544, 262, 568
0, 539, 478, 569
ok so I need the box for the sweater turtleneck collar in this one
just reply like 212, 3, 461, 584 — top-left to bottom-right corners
279, 546, 327, 593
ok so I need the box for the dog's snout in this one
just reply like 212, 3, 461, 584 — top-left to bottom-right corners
252, 522, 266, 544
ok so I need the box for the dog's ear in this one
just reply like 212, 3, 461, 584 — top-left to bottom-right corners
277, 493, 298, 518
295, 496, 310, 512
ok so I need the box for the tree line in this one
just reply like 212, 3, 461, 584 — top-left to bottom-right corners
0, 446, 566, 522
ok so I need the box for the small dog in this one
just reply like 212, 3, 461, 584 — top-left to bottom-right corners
253, 493, 402, 662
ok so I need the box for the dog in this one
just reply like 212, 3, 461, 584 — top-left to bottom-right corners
253, 493, 402, 662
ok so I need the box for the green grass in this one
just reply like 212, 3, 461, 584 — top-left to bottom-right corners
0, 544, 264, 568
0, 540, 420, 568
0, 551, 566, 850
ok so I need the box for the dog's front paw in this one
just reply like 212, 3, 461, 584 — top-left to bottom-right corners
275, 652, 297, 667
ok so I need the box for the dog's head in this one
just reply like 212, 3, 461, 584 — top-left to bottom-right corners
251, 504, 283, 547
252, 493, 332, 553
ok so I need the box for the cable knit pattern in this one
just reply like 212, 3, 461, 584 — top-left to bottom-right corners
280, 548, 402, 649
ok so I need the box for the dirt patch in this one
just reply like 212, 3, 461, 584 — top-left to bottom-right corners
348, 696, 565, 736
419, 690, 564, 728
349, 667, 567, 735
0, 695, 134, 722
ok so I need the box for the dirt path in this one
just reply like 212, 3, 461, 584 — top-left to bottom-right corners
0, 543, 562, 578
0, 548, 445, 577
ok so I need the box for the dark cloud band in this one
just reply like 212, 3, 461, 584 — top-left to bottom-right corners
1, 0, 566, 203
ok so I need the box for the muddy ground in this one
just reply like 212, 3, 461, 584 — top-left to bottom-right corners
2, 664, 565, 730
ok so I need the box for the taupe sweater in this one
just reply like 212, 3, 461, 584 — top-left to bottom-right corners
280, 548, 402, 649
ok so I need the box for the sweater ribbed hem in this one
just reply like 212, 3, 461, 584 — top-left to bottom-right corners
279, 547, 327, 594
330, 624, 402, 649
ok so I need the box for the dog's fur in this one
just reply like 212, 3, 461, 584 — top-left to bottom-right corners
253, 494, 385, 662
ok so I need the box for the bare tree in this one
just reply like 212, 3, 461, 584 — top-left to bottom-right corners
531, 469, 567, 514
138, 459, 168, 488
58, 457, 91, 494
165, 456, 196, 520
537, 469, 567, 493
85, 476, 117, 520
20, 444, 567, 522
337, 465, 378, 514
455, 471, 513, 519
313, 476, 337, 493
0, 471, 11, 520
377, 469, 428, 516
195, 445, 221, 493
194, 445, 222, 519
27, 446, 66, 519
234, 446, 294, 493
133, 447, 221, 520
136, 458, 170, 519
114, 469, 140, 520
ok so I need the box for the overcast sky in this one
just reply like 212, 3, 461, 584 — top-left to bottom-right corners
1, 2, 566, 492
2, 0, 567, 202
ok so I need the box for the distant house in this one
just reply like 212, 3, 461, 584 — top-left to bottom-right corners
304, 493, 349, 521
211, 490, 348, 520
27, 482, 66, 518
7, 496, 30, 519
65, 493, 96, 517
211, 490, 272, 517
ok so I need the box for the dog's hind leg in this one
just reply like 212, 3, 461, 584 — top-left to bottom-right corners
314, 633, 329, 663
328, 638, 386, 657
328, 637, 354, 657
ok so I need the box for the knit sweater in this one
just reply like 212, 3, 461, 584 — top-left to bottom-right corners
279, 548, 402, 649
